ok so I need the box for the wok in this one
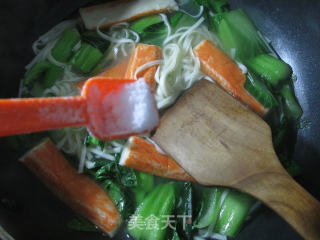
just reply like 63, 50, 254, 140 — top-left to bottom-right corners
0, 0, 319, 239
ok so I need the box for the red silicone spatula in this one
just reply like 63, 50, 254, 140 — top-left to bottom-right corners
0, 77, 159, 140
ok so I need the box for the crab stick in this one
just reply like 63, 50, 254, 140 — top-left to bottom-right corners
80, 0, 178, 30
194, 40, 267, 115
20, 139, 121, 237
125, 43, 162, 89
119, 136, 195, 181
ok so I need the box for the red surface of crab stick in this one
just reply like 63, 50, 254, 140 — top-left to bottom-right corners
20, 139, 122, 237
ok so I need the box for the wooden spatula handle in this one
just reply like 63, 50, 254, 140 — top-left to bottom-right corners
0, 97, 87, 137
234, 165, 320, 240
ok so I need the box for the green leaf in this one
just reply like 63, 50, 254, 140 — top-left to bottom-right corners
85, 135, 104, 150
176, 182, 193, 240
135, 171, 154, 192
208, 0, 230, 13
91, 155, 137, 188
194, 187, 222, 229
69, 43, 103, 74
215, 190, 255, 237
244, 71, 278, 108
130, 15, 163, 34
23, 61, 52, 86
117, 166, 138, 187
102, 180, 131, 217
280, 85, 303, 120
217, 9, 269, 62
246, 54, 292, 88
51, 28, 81, 62
43, 64, 64, 89
129, 183, 176, 240
139, 12, 196, 46
139, 22, 168, 46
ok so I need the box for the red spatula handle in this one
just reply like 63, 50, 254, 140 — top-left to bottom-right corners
0, 96, 88, 137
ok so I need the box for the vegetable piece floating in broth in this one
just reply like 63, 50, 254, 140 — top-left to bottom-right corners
51, 28, 81, 62
69, 43, 103, 74
246, 54, 292, 88
215, 190, 255, 237
213, 9, 270, 62
128, 183, 176, 240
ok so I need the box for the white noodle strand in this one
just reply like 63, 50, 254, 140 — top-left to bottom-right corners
90, 148, 115, 161
78, 146, 87, 173
160, 13, 171, 38
154, 16, 218, 109
134, 60, 163, 80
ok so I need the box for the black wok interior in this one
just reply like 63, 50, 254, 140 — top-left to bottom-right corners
0, 0, 319, 239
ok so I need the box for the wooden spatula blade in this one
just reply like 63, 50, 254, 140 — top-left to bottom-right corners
152, 80, 281, 186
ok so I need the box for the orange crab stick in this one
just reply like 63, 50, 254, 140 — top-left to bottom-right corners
125, 43, 162, 89
0, 77, 159, 139
20, 139, 121, 237
119, 136, 195, 182
194, 40, 267, 115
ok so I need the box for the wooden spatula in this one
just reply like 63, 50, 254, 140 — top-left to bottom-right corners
0, 77, 159, 140
152, 80, 320, 240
